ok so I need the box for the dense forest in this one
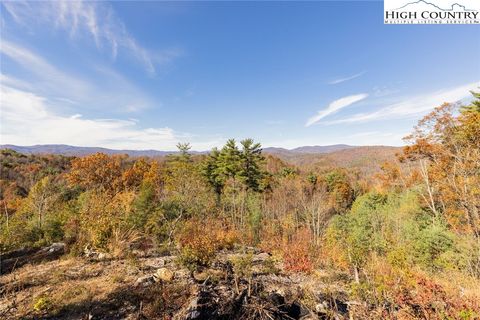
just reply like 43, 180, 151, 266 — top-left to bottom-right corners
0, 92, 479, 319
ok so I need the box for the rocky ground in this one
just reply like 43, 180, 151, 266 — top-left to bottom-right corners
0, 244, 354, 319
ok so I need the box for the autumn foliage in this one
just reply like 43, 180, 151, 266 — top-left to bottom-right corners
282, 228, 314, 273
1, 92, 480, 318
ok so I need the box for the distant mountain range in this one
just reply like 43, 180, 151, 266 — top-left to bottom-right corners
1, 143, 360, 157
0, 144, 176, 157
263, 144, 357, 154
1, 144, 402, 177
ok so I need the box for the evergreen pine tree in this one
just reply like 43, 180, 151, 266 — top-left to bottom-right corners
238, 139, 265, 192
461, 90, 480, 113
174, 142, 192, 162
216, 139, 242, 222
216, 139, 241, 183
201, 148, 225, 202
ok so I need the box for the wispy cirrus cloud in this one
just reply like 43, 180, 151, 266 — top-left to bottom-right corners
0, 40, 152, 113
1, 0, 180, 75
328, 71, 365, 85
327, 81, 480, 124
305, 93, 368, 127
1, 40, 92, 99
0, 41, 220, 150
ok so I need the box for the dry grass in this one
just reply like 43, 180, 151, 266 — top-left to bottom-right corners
0, 249, 348, 320
435, 270, 480, 306
0, 256, 142, 319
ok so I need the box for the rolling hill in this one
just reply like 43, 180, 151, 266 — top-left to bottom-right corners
1, 143, 359, 157
0, 144, 176, 157
1, 144, 402, 176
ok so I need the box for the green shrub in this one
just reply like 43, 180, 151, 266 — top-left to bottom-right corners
232, 253, 254, 278
411, 222, 454, 271
325, 190, 467, 278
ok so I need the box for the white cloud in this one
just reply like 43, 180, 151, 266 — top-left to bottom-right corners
0, 81, 253, 150
1, 0, 180, 75
0, 73, 32, 91
328, 81, 480, 124
328, 71, 365, 85
0, 85, 170, 149
305, 93, 368, 127
0, 41, 152, 113
0, 41, 221, 150
1, 40, 91, 99
0, 84, 219, 150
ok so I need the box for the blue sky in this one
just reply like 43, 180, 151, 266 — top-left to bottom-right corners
1, 1, 479, 150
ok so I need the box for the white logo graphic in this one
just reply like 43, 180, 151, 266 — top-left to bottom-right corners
384, 0, 480, 24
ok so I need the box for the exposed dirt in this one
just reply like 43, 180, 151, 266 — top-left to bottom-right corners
0, 243, 66, 274
0, 246, 352, 319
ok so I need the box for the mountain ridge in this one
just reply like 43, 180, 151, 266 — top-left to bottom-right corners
1, 143, 390, 157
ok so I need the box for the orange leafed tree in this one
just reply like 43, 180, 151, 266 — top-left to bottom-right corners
402, 100, 480, 237
67, 153, 123, 194
122, 158, 161, 191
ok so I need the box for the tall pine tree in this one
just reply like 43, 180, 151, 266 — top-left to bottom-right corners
461, 90, 480, 113
238, 139, 265, 192
201, 148, 225, 202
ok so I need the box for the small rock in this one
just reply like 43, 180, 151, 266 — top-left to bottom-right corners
253, 252, 270, 263
315, 301, 330, 314
186, 310, 201, 319
144, 256, 175, 269
102, 252, 113, 260
154, 267, 174, 282
45, 242, 65, 253
135, 275, 154, 287
84, 246, 95, 258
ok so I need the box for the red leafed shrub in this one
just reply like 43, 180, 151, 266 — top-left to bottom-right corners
349, 258, 480, 319
392, 276, 480, 319
282, 228, 314, 273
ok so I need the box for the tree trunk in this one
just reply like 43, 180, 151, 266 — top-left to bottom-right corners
354, 265, 360, 283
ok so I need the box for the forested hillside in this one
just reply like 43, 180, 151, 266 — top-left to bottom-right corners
0, 93, 479, 319
0, 143, 356, 158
